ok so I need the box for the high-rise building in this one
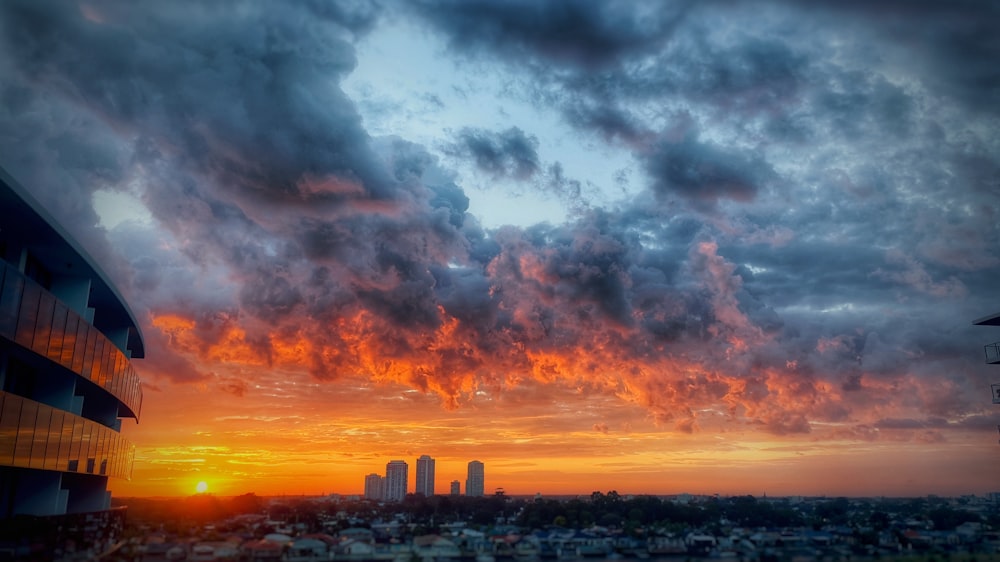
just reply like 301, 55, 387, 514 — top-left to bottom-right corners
415, 454, 435, 496
0, 167, 145, 552
364, 473, 385, 501
385, 460, 408, 502
465, 460, 484, 497
450, 480, 461, 495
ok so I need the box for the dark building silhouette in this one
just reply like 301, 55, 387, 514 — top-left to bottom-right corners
975, 312, 1000, 446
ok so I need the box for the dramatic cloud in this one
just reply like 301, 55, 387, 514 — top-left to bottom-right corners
1, 0, 997, 496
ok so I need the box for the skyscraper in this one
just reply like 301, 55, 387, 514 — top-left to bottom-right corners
385, 460, 408, 502
364, 473, 385, 501
466, 460, 484, 497
415, 454, 435, 496
450, 480, 461, 495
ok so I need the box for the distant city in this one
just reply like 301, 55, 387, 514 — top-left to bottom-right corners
364, 457, 486, 501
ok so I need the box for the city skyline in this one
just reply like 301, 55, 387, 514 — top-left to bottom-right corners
361, 455, 491, 500
0, 1, 997, 499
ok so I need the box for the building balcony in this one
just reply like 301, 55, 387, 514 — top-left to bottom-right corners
0, 262, 142, 420
986, 343, 1000, 365
0, 391, 134, 479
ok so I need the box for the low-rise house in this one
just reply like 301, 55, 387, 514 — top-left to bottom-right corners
647, 534, 686, 554
288, 536, 331, 561
333, 538, 377, 560
413, 534, 462, 560
243, 539, 284, 561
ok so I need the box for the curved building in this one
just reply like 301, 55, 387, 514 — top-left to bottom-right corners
0, 166, 143, 523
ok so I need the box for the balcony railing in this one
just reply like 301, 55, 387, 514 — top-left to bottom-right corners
986, 343, 1000, 365
0, 391, 134, 479
0, 262, 142, 419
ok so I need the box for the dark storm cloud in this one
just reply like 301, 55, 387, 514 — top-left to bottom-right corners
561, 103, 651, 147
448, 127, 541, 181
643, 128, 776, 204
790, 0, 1000, 114
2, 0, 998, 438
0, 0, 393, 206
409, 0, 689, 68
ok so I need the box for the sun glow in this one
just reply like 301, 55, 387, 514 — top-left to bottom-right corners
195, 481, 208, 494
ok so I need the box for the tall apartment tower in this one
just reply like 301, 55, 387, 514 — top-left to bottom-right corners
450, 480, 461, 495
415, 454, 435, 496
385, 460, 408, 502
364, 473, 385, 501
0, 167, 145, 551
465, 460, 485, 497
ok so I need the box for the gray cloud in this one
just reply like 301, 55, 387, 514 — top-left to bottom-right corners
1, 0, 998, 436
447, 127, 541, 181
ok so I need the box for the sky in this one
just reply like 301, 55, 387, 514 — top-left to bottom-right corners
1, 0, 999, 498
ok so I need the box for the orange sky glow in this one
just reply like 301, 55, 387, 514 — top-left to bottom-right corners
5, 1, 999, 500
109, 309, 999, 498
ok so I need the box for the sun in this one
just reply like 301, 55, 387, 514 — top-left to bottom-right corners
195, 481, 208, 494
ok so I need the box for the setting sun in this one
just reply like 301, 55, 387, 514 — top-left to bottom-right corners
195, 481, 208, 494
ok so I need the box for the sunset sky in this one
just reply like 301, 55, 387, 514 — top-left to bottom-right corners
1, 1, 999, 498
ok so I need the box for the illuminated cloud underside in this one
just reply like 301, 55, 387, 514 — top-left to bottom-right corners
0, 0, 997, 496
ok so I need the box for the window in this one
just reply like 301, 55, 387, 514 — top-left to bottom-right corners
0, 393, 22, 464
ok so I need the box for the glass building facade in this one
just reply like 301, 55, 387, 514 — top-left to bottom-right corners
0, 166, 144, 533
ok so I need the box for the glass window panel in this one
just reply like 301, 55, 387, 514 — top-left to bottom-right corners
87, 421, 99, 461
115, 439, 129, 478
44, 410, 63, 471
69, 417, 83, 466
81, 329, 97, 378
72, 316, 87, 373
120, 361, 132, 402
116, 435, 125, 477
113, 352, 124, 394
109, 438, 117, 478
61, 313, 78, 368
0, 265, 23, 339
32, 290, 55, 356
100, 341, 112, 388
48, 302, 67, 363
0, 393, 22, 464
110, 359, 123, 398
30, 406, 51, 469
126, 445, 133, 478
14, 399, 38, 467
101, 341, 111, 387
14, 281, 40, 348
93, 337, 106, 385
98, 427, 108, 466
58, 411, 73, 468
80, 423, 93, 472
